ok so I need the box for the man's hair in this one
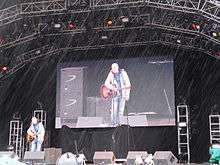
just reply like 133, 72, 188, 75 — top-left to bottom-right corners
111, 63, 119, 68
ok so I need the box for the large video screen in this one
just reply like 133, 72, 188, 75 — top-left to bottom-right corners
56, 56, 175, 128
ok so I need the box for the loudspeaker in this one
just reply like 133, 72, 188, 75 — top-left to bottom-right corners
56, 66, 88, 128
93, 151, 115, 164
24, 151, 45, 163
44, 148, 62, 164
153, 151, 177, 165
126, 151, 148, 165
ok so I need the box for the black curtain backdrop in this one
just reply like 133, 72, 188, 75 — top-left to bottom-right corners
0, 45, 219, 162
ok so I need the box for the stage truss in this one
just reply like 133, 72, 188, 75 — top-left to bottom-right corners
0, 0, 220, 78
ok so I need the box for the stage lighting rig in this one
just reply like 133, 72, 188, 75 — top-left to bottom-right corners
120, 16, 129, 23
212, 32, 218, 37
106, 18, 113, 27
191, 23, 201, 31
0, 64, 8, 74
67, 21, 77, 30
53, 23, 62, 29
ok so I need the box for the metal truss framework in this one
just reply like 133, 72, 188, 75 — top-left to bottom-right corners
0, 0, 220, 79
0, 0, 219, 25
19, 0, 66, 14
1, 5, 220, 50
0, 0, 218, 47
0, 5, 21, 27
0, 24, 217, 79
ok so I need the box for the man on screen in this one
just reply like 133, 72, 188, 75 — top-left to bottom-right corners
105, 63, 131, 126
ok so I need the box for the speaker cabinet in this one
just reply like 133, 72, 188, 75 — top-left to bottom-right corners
24, 151, 45, 163
93, 151, 115, 164
56, 66, 88, 128
126, 151, 148, 165
153, 151, 177, 165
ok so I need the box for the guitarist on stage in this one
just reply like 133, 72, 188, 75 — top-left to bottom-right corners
27, 117, 45, 152
105, 63, 131, 126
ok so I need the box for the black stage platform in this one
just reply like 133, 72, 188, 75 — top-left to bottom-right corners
57, 125, 177, 162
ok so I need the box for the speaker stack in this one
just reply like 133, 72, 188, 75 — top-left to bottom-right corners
56, 67, 87, 128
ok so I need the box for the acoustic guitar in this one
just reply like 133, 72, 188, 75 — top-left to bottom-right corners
26, 131, 36, 143
100, 84, 131, 100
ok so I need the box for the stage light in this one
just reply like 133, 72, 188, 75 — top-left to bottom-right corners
121, 16, 129, 23
54, 23, 62, 29
101, 35, 108, 40
2, 66, 8, 72
176, 39, 181, 43
68, 22, 77, 30
106, 19, 113, 27
23, 23, 28, 28
35, 50, 41, 54
212, 32, 219, 38
192, 23, 200, 30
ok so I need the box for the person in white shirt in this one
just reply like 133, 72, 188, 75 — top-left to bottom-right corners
27, 117, 45, 152
105, 63, 131, 126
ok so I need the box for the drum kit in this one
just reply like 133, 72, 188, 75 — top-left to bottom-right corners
56, 141, 86, 165
56, 152, 86, 165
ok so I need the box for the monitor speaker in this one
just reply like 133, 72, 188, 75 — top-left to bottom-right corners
24, 151, 45, 163
126, 151, 148, 165
93, 151, 115, 164
153, 151, 177, 165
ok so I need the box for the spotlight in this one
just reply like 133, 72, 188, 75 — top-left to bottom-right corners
176, 39, 181, 43
35, 50, 41, 54
192, 23, 200, 31
121, 16, 129, 23
101, 35, 108, 40
212, 32, 219, 38
106, 19, 113, 27
67, 22, 77, 30
53, 23, 62, 29
1, 66, 8, 72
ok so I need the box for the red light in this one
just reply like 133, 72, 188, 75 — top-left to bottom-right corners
106, 19, 113, 27
68, 22, 77, 30
2, 66, 8, 71
192, 23, 200, 30
1, 66, 8, 73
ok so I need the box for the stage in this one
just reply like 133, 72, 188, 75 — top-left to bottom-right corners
57, 125, 177, 162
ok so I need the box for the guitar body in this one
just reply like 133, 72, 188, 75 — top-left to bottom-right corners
100, 85, 131, 100
26, 132, 36, 143
100, 85, 114, 99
